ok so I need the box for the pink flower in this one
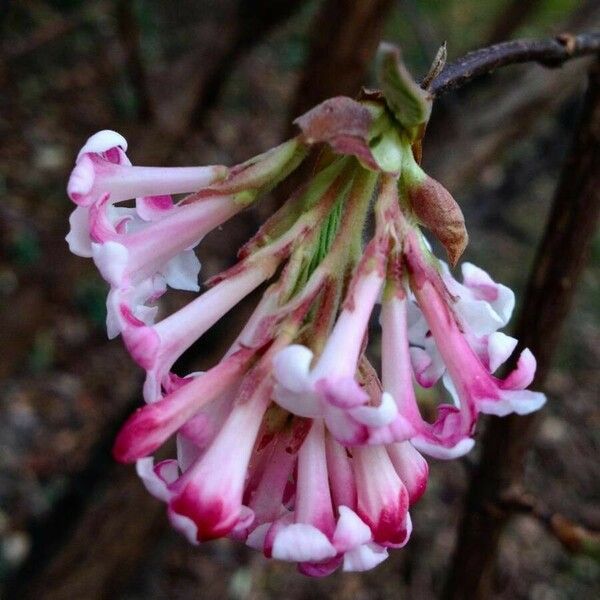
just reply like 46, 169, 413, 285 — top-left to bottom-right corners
65, 130, 230, 337
380, 289, 477, 459
118, 288, 427, 574
67, 68, 547, 574
273, 251, 398, 445
251, 420, 394, 575
66, 130, 226, 258
67, 129, 226, 208
66, 131, 303, 339
271, 176, 545, 459
123, 367, 421, 574
352, 444, 412, 547
408, 260, 516, 388
167, 382, 270, 542
113, 346, 256, 463
129, 351, 274, 543
118, 256, 279, 402
402, 230, 545, 457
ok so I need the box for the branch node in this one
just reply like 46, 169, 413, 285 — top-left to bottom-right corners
556, 32, 578, 55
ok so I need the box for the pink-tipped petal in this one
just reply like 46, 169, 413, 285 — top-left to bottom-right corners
167, 381, 270, 541
386, 442, 429, 504
121, 317, 160, 370
501, 347, 537, 390
271, 524, 337, 562
316, 376, 370, 409
353, 445, 411, 548
77, 129, 128, 160
136, 457, 178, 502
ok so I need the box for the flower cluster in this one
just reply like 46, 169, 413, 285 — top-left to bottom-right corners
66, 45, 545, 575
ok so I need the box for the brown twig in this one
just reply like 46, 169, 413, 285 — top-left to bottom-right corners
428, 32, 600, 96
443, 57, 600, 599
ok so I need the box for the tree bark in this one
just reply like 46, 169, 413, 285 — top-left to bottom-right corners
443, 57, 600, 600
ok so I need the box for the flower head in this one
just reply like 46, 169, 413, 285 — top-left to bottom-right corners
66, 44, 545, 575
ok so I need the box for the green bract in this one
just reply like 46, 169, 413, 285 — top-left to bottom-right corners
377, 42, 432, 141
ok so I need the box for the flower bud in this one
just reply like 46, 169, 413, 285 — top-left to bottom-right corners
402, 155, 468, 266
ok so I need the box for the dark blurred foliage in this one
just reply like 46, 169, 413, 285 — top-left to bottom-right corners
0, 1, 598, 599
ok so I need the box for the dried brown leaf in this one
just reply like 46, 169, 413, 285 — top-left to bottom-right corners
294, 96, 379, 169
409, 176, 468, 265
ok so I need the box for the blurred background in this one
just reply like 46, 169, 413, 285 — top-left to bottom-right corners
0, 1, 598, 598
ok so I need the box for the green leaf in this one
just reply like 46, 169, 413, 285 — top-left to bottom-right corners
377, 42, 432, 134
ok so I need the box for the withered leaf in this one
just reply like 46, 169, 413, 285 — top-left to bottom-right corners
409, 175, 468, 266
294, 96, 380, 169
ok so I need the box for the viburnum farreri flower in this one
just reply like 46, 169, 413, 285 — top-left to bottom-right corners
66, 43, 545, 575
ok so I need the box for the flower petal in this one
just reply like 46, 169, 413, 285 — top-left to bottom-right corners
65, 207, 93, 257
273, 345, 314, 393
343, 542, 388, 572
462, 262, 515, 324
92, 241, 128, 287
271, 523, 337, 562
316, 376, 370, 409
411, 435, 475, 460
480, 389, 546, 417
77, 129, 128, 160
136, 457, 178, 502
333, 506, 372, 551
487, 332, 518, 373
161, 249, 201, 292
349, 392, 398, 427
501, 348, 537, 390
